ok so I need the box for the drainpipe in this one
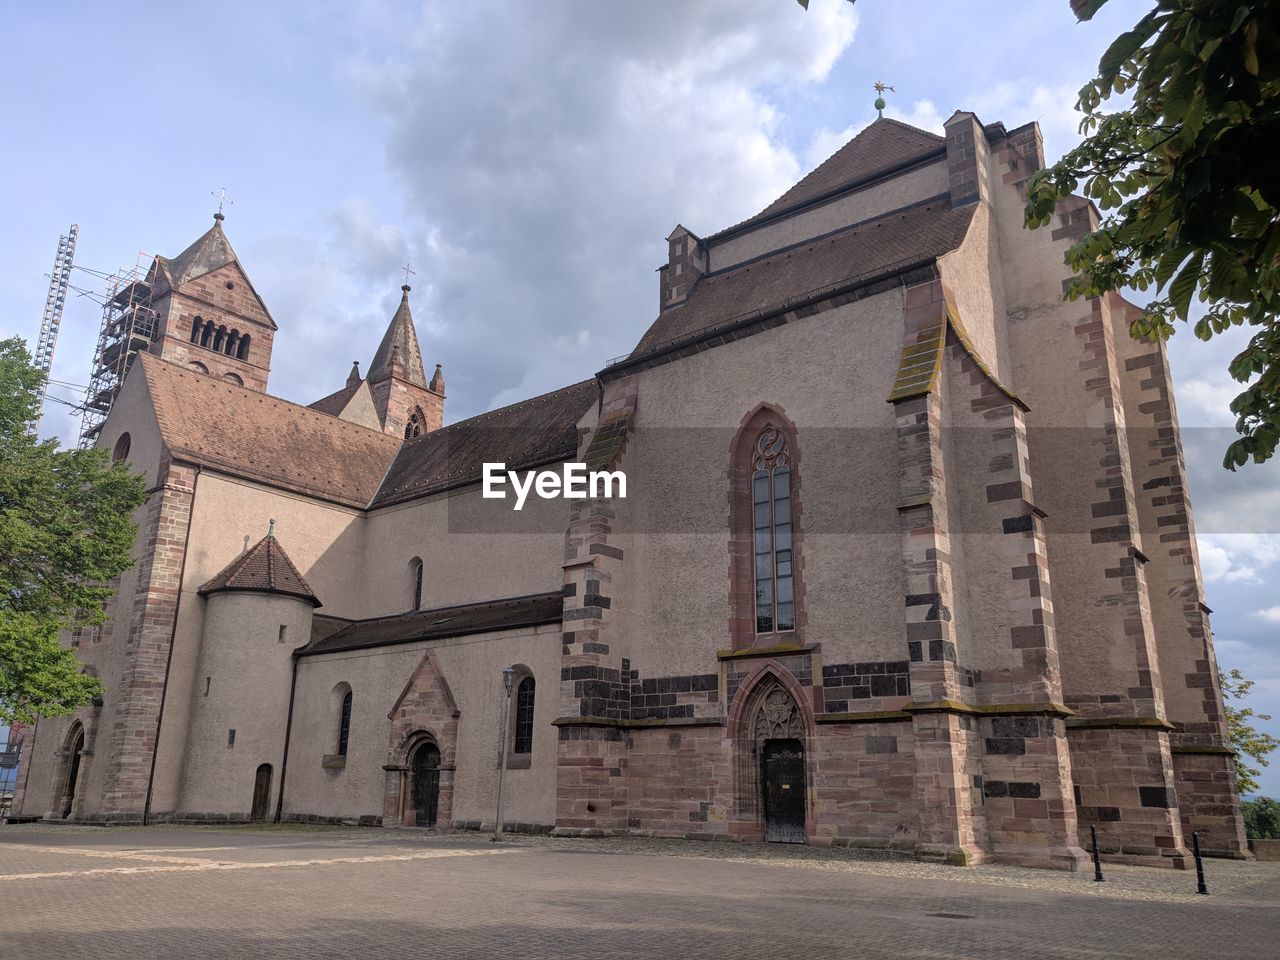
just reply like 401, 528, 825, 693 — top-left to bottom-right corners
275, 649, 302, 822
143, 463, 201, 826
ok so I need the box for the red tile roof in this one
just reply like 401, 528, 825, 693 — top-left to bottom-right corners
714, 118, 945, 239
630, 198, 974, 361
138, 353, 402, 508
198, 530, 321, 606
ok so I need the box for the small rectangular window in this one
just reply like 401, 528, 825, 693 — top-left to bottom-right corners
278, 624, 287, 643
227, 729, 236, 748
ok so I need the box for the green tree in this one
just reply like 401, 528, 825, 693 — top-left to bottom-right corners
1024, 0, 1280, 468
1221, 667, 1280, 795
0, 337, 146, 725
1243, 796, 1280, 839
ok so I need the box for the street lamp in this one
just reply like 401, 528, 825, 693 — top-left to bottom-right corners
493, 665, 517, 841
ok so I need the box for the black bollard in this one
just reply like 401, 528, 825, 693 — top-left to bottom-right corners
1192, 831, 1208, 895
1090, 824, 1105, 882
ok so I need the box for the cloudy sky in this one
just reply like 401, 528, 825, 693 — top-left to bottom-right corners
2, 0, 1276, 794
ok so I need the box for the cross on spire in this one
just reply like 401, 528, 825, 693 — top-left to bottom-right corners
211, 187, 234, 220
401, 261, 416, 288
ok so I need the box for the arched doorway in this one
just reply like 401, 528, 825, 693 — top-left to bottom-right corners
733, 674, 809, 844
761, 739, 805, 843
251, 764, 273, 820
59, 724, 85, 819
411, 741, 441, 827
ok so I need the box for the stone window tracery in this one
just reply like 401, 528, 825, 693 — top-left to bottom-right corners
752, 427, 794, 634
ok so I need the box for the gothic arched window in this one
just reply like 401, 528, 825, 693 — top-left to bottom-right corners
513, 676, 535, 754
751, 427, 794, 634
409, 557, 424, 610
730, 408, 803, 648
337, 689, 353, 757
404, 408, 424, 440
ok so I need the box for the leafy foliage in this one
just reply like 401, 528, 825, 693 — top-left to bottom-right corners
1243, 796, 1280, 838
0, 337, 146, 724
1221, 667, 1280, 795
1025, 1, 1280, 467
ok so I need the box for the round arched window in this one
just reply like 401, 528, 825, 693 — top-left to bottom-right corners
112, 432, 131, 463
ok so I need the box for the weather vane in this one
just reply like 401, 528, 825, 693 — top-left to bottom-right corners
401, 261, 416, 287
874, 82, 895, 119
211, 187, 234, 219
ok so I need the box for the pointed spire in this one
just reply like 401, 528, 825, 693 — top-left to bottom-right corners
347, 360, 361, 386
368, 284, 427, 386
429, 363, 445, 394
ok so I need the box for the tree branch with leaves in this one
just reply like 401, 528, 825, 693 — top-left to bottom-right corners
1025, 0, 1280, 468
0, 337, 146, 724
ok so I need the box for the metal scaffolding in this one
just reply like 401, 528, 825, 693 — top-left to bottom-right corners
29, 224, 79, 434
78, 251, 158, 447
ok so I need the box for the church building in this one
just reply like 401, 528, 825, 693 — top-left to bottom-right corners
11, 110, 1249, 870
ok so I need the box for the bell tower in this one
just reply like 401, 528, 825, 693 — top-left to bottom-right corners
366, 285, 445, 438
146, 213, 276, 390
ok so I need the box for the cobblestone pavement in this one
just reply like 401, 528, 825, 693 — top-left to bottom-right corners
2, 824, 1277, 959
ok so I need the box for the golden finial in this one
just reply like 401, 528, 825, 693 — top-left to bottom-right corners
874, 82, 895, 119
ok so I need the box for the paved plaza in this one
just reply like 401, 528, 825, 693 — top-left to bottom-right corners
1, 824, 1278, 959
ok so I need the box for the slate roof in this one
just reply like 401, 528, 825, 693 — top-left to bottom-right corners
137, 353, 402, 508
713, 118, 945, 239
198, 531, 321, 606
370, 379, 596, 509
369, 286, 428, 386
629, 198, 975, 361
300, 591, 564, 656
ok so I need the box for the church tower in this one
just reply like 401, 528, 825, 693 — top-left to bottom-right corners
146, 213, 276, 390
311, 284, 444, 438
367, 284, 444, 438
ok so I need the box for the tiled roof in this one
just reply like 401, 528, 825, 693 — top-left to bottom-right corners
370, 379, 596, 509
369, 286, 427, 387
198, 530, 321, 606
300, 591, 563, 656
151, 217, 278, 330
308, 381, 362, 416
713, 119, 945, 239
629, 199, 975, 361
137, 353, 402, 508
156, 218, 239, 287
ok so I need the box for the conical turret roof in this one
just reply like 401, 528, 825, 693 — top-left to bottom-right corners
198, 524, 321, 607
368, 285, 427, 386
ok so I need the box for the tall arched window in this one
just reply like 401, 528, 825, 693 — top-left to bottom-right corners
212, 326, 226, 352
190, 317, 203, 343
730, 407, 803, 648
752, 427, 794, 633
409, 557, 423, 610
404, 410, 423, 440
513, 676, 535, 754
224, 330, 240, 356
337, 689, 353, 757
237, 334, 251, 361
200, 322, 214, 347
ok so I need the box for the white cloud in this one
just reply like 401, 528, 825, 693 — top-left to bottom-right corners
332, 0, 858, 419
1197, 534, 1280, 584
970, 82, 1082, 164
1253, 607, 1280, 624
